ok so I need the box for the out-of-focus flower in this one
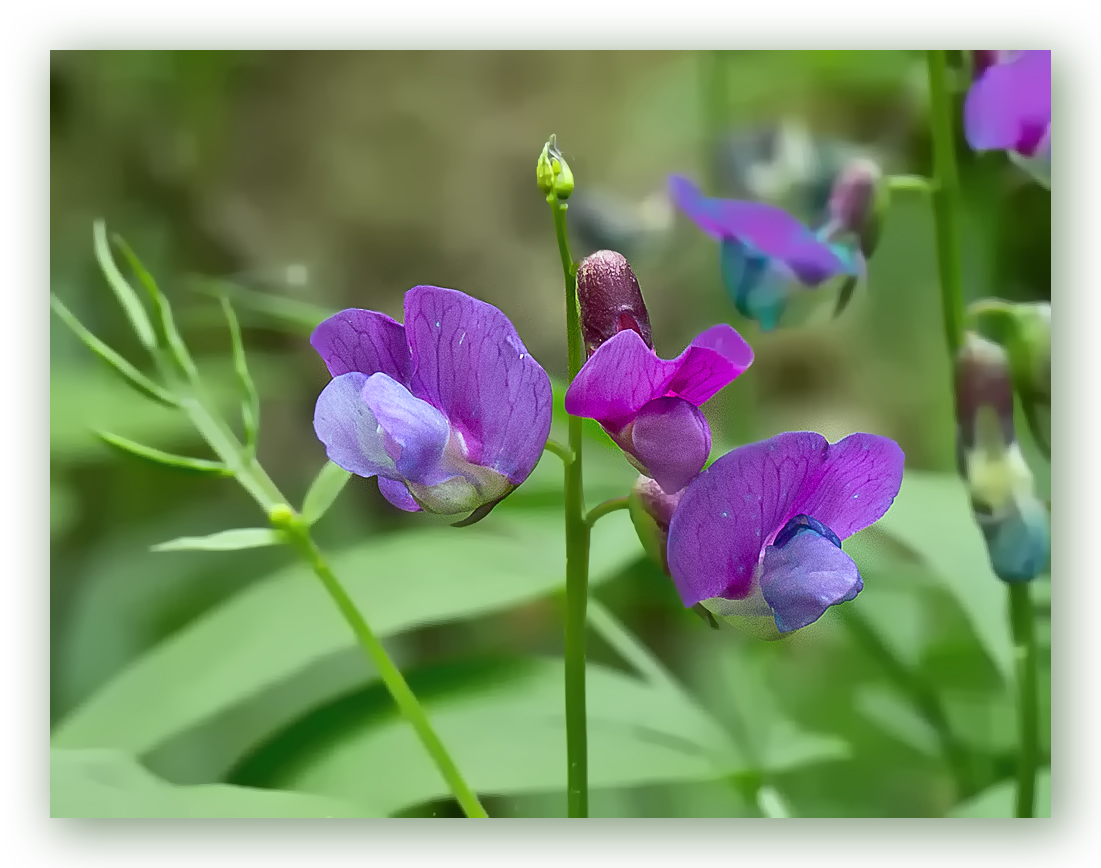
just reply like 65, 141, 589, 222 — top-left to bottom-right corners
955, 332, 1050, 582
669, 174, 860, 331
310, 286, 552, 518
664, 431, 905, 639
965, 50, 1051, 188
565, 250, 753, 493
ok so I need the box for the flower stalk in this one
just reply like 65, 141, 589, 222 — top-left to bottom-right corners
926, 50, 1039, 817
543, 136, 592, 818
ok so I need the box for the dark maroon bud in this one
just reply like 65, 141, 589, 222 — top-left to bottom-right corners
955, 332, 1016, 452
575, 250, 653, 357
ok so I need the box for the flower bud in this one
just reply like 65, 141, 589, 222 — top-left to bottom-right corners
627, 474, 683, 574
536, 135, 574, 200
576, 250, 654, 356
1012, 302, 1051, 406
825, 157, 886, 259
955, 332, 1050, 583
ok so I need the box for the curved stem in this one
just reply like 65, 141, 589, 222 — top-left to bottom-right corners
585, 497, 630, 528
1008, 582, 1039, 817
888, 174, 936, 194
544, 438, 575, 465
548, 191, 591, 819
926, 50, 967, 360
275, 511, 489, 819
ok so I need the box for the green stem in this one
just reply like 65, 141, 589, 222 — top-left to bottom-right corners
842, 608, 974, 796
549, 191, 591, 819
926, 50, 968, 359
1008, 582, 1039, 817
544, 438, 575, 465
275, 511, 489, 819
888, 174, 936, 194
585, 497, 630, 528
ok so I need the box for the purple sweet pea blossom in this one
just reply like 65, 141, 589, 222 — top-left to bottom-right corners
965, 50, 1051, 188
666, 431, 904, 638
311, 286, 552, 518
564, 324, 753, 494
669, 174, 861, 331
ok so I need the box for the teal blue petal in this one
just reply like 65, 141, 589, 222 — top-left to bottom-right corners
720, 239, 788, 331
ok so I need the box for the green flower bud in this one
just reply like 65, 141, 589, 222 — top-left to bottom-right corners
536, 134, 574, 200
627, 475, 683, 574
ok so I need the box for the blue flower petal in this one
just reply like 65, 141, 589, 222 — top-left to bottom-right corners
361, 372, 452, 486
760, 513, 863, 633
977, 495, 1050, 583
720, 238, 788, 331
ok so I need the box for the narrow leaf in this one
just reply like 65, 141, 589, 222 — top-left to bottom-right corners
152, 528, 280, 553
50, 295, 178, 408
301, 461, 353, 525
219, 295, 261, 456
96, 430, 231, 476
92, 220, 158, 351
112, 232, 200, 382
192, 278, 333, 334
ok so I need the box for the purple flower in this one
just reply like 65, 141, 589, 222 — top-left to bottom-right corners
965, 50, 1051, 188
564, 325, 753, 494
666, 431, 905, 638
310, 286, 552, 518
669, 174, 860, 331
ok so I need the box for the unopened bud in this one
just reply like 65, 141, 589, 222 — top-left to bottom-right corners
955, 332, 1016, 453
628, 475, 683, 574
576, 250, 653, 356
536, 135, 574, 200
825, 158, 886, 258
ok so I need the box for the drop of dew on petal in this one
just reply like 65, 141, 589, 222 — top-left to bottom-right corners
721, 511, 729, 518
458, 331, 465, 346
435, 320, 441, 328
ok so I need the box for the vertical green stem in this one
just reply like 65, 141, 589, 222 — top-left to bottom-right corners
927, 50, 1039, 817
549, 195, 591, 818
926, 50, 967, 359
276, 513, 489, 819
1008, 582, 1039, 817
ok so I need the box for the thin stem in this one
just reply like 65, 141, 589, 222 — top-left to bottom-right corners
585, 497, 630, 528
842, 608, 974, 796
544, 438, 575, 465
276, 512, 489, 819
1008, 582, 1039, 818
926, 50, 968, 359
548, 190, 591, 819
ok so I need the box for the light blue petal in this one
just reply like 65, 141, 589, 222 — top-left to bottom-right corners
361, 372, 452, 486
720, 238, 788, 331
312, 372, 398, 480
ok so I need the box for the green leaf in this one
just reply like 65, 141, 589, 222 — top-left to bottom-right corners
218, 294, 261, 456
50, 295, 178, 407
92, 220, 158, 351
854, 685, 941, 758
278, 657, 745, 816
193, 278, 333, 334
875, 471, 1015, 684
51, 510, 641, 757
301, 461, 353, 526
96, 431, 231, 476
51, 749, 371, 818
949, 769, 1051, 818
152, 528, 281, 553
112, 232, 200, 382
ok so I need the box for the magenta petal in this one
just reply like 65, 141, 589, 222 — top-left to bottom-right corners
378, 478, 422, 512
403, 286, 552, 485
666, 324, 754, 405
965, 50, 1051, 155
564, 329, 677, 431
630, 397, 712, 494
666, 431, 904, 607
311, 309, 414, 384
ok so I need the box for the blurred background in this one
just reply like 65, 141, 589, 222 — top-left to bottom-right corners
50, 50, 1051, 818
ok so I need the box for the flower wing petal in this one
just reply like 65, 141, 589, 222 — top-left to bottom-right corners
630, 397, 712, 495
310, 309, 413, 383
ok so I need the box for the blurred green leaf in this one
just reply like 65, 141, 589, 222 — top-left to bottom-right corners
876, 472, 1015, 684
854, 685, 940, 758
51, 748, 370, 818
92, 220, 158, 351
301, 461, 353, 526
192, 278, 332, 334
96, 430, 230, 476
217, 294, 261, 455
949, 769, 1051, 818
278, 657, 744, 816
151, 528, 280, 553
51, 510, 640, 757
50, 295, 178, 407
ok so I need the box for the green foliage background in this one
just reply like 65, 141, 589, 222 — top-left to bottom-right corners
50, 50, 1051, 818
